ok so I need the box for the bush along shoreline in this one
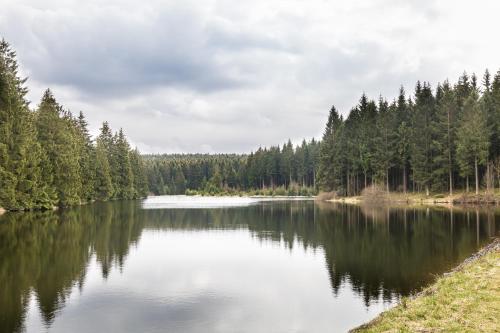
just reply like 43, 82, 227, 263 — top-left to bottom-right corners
351, 238, 500, 332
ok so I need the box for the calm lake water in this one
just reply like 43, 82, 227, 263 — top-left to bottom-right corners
0, 197, 498, 333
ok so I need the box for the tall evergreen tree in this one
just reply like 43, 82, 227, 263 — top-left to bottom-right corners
36, 90, 81, 206
373, 97, 394, 191
130, 148, 149, 198
318, 105, 343, 192
114, 129, 134, 199
75, 111, 96, 201
456, 94, 490, 194
0, 40, 50, 210
94, 139, 114, 200
394, 87, 411, 193
432, 81, 457, 194
410, 82, 435, 195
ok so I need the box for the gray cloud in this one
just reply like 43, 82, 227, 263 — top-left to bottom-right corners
1, 0, 499, 153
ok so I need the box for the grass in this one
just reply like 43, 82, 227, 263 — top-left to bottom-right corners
324, 188, 500, 206
352, 239, 500, 333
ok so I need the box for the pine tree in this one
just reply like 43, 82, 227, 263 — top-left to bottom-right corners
394, 87, 411, 193
97, 122, 117, 197
410, 82, 436, 195
130, 148, 149, 198
36, 89, 81, 206
456, 94, 490, 194
114, 129, 134, 199
94, 140, 114, 200
432, 81, 457, 194
75, 111, 96, 202
318, 105, 343, 192
488, 70, 500, 188
281, 140, 294, 188
373, 97, 394, 191
0, 40, 49, 210
173, 164, 186, 194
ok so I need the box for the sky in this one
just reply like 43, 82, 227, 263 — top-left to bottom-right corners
1, 0, 499, 153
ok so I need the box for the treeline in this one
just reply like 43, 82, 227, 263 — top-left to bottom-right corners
144, 138, 320, 196
318, 71, 500, 196
0, 40, 148, 210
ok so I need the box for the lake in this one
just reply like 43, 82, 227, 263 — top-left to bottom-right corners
0, 197, 498, 332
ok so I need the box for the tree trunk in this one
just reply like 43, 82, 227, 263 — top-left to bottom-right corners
346, 170, 350, 196
425, 185, 429, 197
364, 172, 367, 190
466, 176, 469, 193
449, 163, 453, 196
356, 174, 359, 195
447, 108, 453, 196
475, 157, 479, 195
403, 164, 407, 194
386, 168, 389, 193
486, 162, 492, 193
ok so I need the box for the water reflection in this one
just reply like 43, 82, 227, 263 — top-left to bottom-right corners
0, 200, 498, 332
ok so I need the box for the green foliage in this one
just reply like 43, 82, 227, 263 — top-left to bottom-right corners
0, 39, 148, 211
143, 140, 320, 196
456, 94, 490, 193
316, 71, 500, 196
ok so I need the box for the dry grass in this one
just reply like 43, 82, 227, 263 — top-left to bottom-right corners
351, 239, 500, 333
361, 185, 389, 203
315, 191, 337, 201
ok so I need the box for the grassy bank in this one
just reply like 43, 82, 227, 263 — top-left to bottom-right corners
352, 238, 500, 332
324, 189, 500, 206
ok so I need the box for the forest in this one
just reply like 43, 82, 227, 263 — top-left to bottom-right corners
144, 70, 500, 197
0, 40, 148, 211
318, 72, 499, 196
2, 37, 500, 209
144, 139, 320, 196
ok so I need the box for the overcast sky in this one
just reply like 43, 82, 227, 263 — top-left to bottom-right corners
1, 0, 499, 153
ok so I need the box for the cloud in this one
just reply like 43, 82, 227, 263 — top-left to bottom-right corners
1, 0, 499, 153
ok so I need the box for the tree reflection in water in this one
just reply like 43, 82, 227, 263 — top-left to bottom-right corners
0, 200, 497, 332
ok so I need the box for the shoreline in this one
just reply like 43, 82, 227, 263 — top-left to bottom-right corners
326, 191, 500, 207
351, 238, 500, 332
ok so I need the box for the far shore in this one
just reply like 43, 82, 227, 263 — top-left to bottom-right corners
325, 191, 500, 207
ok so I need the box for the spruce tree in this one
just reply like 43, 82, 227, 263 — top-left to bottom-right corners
1, 40, 57, 210
456, 94, 490, 194
318, 105, 343, 191
394, 87, 411, 193
36, 90, 81, 206
94, 140, 114, 200
130, 148, 149, 198
114, 129, 134, 199
373, 97, 394, 191
410, 82, 436, 195
75, 111, 96, 202
431, 81, 457, 194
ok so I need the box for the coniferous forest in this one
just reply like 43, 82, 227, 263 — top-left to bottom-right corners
0, 40, 148, 211
2, 38, 500, 210
317, 72, 499, 197
144, 71, 500, 197
144, 138, 320, 196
